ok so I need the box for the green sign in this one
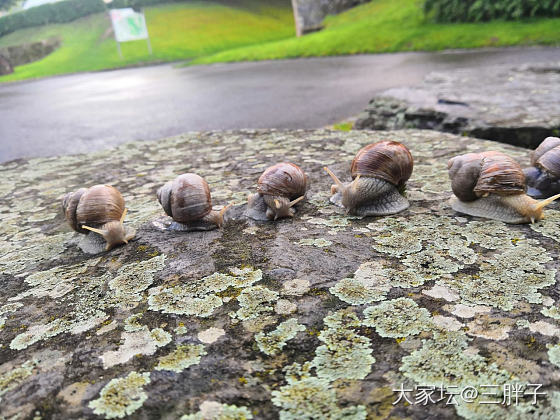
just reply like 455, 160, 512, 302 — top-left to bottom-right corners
110, 8, 149, 43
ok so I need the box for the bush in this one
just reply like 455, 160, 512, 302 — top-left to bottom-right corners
423, 0, 560, 22
0, 0, 190, 38
0, 0, 106, 37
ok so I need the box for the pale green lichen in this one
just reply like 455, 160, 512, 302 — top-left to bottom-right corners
10, 310, 109, 350
363, 298, 432, 338
109, 255, 166, 299
155, 344, 207, 373
297, 238, 332, 248
100, 327, 172, 369
542, 306, 560, 320
123, 313, 145, 332
311, 310, 374, 381
272, 373, 366, 420
530, 210, 560, 243
0, 360, 35, 400
255, 318, 306, 356
88, 371, 151, 419
234, 286, 279, 321
400, 329, 513, 389
548, 344, 560, 368
439, 240, 555, 310
329, 261, 391, 305
180, 400, 253, 420
12, 258, 101, 301
148, 267, 262, 318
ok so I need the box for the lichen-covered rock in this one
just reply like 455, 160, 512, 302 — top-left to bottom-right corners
354, 63, 560, 149
1, 129, 560, 419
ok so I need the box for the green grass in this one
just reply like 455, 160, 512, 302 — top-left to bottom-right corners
0, 0, 294, 81
192, 0, 560, 64
2, 0, 560, 82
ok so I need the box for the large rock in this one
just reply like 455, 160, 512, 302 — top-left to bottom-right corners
1, 129, 560, 419
354, 63, 560, 149
0, 54, 12, 75
0, 37, 60, 68
291, 0, 370, 36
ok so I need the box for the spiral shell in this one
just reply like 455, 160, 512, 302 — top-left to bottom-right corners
350, 141, 413, 187
448, 151, 526, 202
256, 163, 307, 199
63, 185, 125, 233
531, 136, 560, 178
157, 173, 212, 223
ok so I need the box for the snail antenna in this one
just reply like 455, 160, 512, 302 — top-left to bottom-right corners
217, 203, 233, 227
533, 193, 560, 212
120, 208, 128, 223
289, 196, 304, 208
82, 225, 107, 236
324, 167, 344, 190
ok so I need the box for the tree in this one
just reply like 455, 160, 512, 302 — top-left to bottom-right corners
0, 0, 20, 11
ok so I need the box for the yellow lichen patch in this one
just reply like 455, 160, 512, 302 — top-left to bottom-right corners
88, 372, 151, 419
155, 344, 207, 373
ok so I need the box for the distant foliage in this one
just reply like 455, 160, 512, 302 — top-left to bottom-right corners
423, 0, 560, 22
0, 0, 105, 37
0, 0, 185, 38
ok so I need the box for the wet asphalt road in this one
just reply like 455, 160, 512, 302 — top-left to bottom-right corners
1, 46, 559, 163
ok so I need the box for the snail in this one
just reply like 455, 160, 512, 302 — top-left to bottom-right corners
523, 136, 560, 198
448, 151, 560, 224
157, 173, 231, 231
245, 162, 308, 221
324, 141, 413, 216
62, 185, 135, 252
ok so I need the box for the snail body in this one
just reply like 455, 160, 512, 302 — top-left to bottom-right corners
523, 136, 560, 198
62, 185, 134, 252
246, 162, 308, 221
448, 151, 560, 224
324, 141, 413, 216
157, 173, 230, 231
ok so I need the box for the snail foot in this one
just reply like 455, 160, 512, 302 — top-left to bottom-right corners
450, 195, 528, 224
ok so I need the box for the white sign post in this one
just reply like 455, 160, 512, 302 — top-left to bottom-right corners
109, 8, 152, 59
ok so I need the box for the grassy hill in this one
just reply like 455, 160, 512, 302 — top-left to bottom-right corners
1, 0, 560, 82
194, 0, 560, 65
0, 0, 294, 81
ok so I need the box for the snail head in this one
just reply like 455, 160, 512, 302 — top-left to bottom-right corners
82, 208, 134, 251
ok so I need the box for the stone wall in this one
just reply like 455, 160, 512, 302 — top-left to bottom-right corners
0, 37, 60, 68
292, 0, 370, 36
354, 62, 560, 149
2, 129, 560, 418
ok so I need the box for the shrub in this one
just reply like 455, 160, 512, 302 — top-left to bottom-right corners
423, 0, 560, 22
0, 0, 189, 38
0, 0, 106, 37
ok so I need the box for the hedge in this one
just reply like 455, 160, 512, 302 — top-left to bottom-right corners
423, 0, 560, 22
0, 0, 186, 38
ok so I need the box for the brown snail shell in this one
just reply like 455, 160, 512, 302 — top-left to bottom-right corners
448, 151, 560, 224
524, 137, 560, 198
246, 162, 308, 221
350, 141, 413, 187
157, 173, 230, 231
62, 185, 133, 252
324, 140, 413, 216
448, 151, 526, 202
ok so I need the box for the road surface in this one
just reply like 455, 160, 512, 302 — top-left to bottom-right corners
1, 46, 559, 162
